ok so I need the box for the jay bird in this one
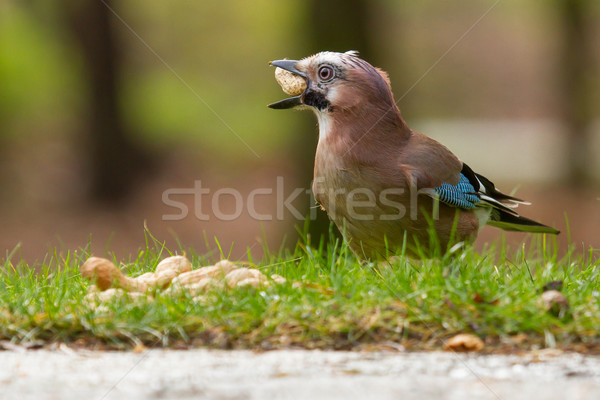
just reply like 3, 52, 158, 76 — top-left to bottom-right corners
269, 51, 559, 260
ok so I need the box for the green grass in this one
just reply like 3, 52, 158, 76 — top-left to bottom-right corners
1, 229, 599, 353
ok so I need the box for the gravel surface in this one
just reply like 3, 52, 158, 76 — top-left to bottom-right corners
1, 348, 599, 400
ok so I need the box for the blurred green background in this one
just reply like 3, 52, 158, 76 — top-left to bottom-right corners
0, 0, 598, 262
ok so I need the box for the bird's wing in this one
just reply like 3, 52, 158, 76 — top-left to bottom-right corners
431, 169, 519, 213
460, 163, 530, 208
401, 131, 463, 188
401, 132, 522, 213
399, 131, 559, 234
434, 173, 480, 210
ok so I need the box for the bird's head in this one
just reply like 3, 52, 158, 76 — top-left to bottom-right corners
268, 51, 397, 117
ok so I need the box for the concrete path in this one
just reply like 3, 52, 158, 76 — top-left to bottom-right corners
1, 348, 599, 400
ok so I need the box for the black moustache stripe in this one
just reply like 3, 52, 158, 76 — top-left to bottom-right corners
303, 90, 331, 111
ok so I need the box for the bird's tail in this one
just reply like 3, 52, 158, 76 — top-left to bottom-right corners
486, 208, 560, 234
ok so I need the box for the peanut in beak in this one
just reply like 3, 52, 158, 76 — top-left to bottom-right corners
275, 67, 307, 96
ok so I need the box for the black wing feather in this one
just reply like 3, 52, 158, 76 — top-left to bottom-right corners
461, 163, 526, 203
460, 163, 559, 234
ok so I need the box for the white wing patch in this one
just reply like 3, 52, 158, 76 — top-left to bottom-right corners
474, 207, 492, 230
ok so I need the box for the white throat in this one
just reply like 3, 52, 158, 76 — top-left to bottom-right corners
315, 110, 334, 143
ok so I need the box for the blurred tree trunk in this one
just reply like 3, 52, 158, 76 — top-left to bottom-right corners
297, 0, 375, 246
559, 0, 593, 186
307, 0, 373, 61
63, 0, 152, 204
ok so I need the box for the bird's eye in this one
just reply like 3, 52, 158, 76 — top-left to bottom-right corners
318, 66, 334, 81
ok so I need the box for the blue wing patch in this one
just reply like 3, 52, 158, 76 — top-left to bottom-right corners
434, 173, 480, 209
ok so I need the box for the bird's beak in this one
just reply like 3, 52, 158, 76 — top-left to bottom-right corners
270, 59, 305, 77
268, 59, 306, 109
